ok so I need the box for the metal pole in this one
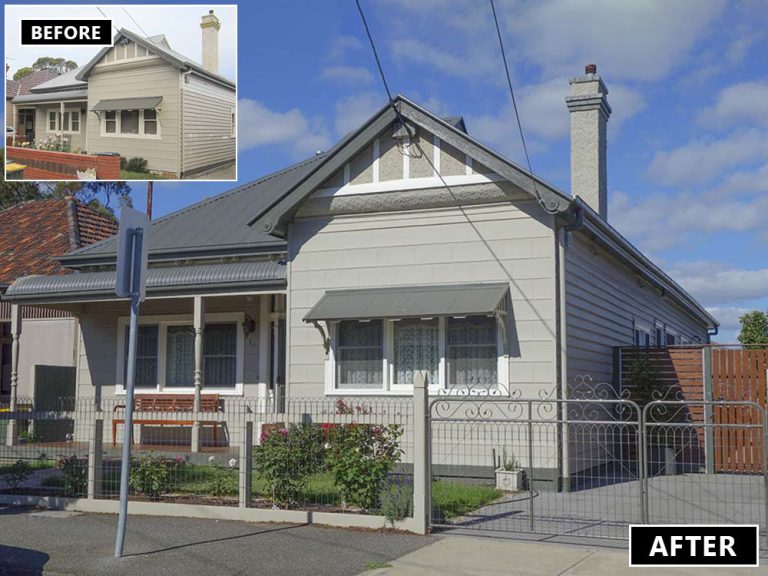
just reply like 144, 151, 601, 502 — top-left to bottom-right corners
114, 228, 143, 558
527, 400, 534, 531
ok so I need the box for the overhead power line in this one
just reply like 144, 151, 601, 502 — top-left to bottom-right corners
122, 6, 152, 39
489, 0, 556, 214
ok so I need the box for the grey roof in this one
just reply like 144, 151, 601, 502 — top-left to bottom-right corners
76, 29, 235, 89
60, 156, 324, 267
4, 261, 285, 303
92, 97, 162, 111
29, 67, 86, 92
12, 89, 88, 104
304, 283, 509, 322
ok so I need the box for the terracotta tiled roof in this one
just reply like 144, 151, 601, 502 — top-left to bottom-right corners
14, 69, 62, 96
0, 199, 118, 284
5, 79, 20, 100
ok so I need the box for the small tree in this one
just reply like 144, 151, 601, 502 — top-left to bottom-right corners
738, 311, 768, 346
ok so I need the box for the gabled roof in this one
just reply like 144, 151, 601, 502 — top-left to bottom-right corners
9, 68, 62, 97
5, 79, 20, 100
75, 28, 235, 90
0, 199, 118, 284
59, 156, 324, 267
29, 66, 86, 92
249, 95, 572, 236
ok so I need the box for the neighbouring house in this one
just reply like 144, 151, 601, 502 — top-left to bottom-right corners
6, 68, 62, 140
9, 10, 236, 179
2, 67, 718, 487
0, 199, 118, 400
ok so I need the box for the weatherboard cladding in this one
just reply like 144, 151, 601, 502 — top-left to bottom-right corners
5, 261, 285, 301
303, 283, 509, 322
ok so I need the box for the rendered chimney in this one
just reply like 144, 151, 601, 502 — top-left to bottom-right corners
565, 64, 612, 219
200, 9, 221, 74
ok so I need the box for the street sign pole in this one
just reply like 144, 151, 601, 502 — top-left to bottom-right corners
113, 207, 149, 559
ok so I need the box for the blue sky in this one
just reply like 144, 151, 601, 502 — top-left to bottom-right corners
4, 1, 767, 341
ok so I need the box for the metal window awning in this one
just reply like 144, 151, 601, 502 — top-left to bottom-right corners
303, 283, 509, 322
91, 97, 163, 112
3, 261, 286, 304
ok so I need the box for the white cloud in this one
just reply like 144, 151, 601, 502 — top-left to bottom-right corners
391, 38, 496, 78
333, 92, 383, 137
505, 0, 726, 82
320, 66, 374, 84
647, 129, 768, 186
238, 99, 331, 156
698, 80, 768, 129
706, 306, 751, 333
668, 261, 768, 306
610, 189, 768, 253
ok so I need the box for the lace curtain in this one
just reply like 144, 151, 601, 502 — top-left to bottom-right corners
336, 320, 383, 389
166, 326, 195, 387
447, 316, 497, 387
124, 325, 159, 388
394, 319, 439, 386
204, 323, 237, 387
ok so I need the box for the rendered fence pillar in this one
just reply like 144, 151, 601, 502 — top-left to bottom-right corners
702, 346, 715, 474
412, 370, 430, 534
88, 413, 104, 499
239, 420, 253, 508
5, 304, 21, 447
191, 296, 205, 452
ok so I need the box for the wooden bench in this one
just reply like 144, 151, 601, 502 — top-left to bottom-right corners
112, 394, 222, 447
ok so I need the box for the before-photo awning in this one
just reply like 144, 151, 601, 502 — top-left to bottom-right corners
303, 283, 509, 322
91, 96, 163, 111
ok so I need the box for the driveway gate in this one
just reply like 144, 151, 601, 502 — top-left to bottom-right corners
428, 391, 767, 545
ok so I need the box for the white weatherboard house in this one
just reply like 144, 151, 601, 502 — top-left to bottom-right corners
9, 10, 235, 179
2, 67, 718, 488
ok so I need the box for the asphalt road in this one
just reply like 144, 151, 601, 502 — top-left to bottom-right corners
0, 506, 431, 576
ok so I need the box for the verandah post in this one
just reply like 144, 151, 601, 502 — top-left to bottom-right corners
412, 369, 430, 534
192, 296, 205, 452
5, 304, 22, 447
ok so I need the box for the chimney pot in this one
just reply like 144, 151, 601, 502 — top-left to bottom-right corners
585, 63, 597, 75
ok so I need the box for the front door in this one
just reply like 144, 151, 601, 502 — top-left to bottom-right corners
17, 109, 35, 141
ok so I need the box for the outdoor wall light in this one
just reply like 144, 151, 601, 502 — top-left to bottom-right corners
242, 314, 256, 336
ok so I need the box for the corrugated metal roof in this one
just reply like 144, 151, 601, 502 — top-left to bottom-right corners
13, 89, 88, 104
304, 283, 509, 322
92, 97, 162, 111
29, 67, 86, 91
5, 261, 286, 302
60, 155, 324, 266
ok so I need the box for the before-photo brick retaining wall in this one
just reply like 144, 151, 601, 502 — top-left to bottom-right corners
5, 147, 120, 180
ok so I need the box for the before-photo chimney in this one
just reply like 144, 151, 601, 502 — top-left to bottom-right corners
200, 9, 221, 74
565, 64, 612, 220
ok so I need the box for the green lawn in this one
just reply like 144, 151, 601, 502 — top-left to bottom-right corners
431, 481, 502, 519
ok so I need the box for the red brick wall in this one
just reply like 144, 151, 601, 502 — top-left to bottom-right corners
6, 147, 120, 180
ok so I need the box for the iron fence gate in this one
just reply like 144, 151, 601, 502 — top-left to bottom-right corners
428, 394, 768, 546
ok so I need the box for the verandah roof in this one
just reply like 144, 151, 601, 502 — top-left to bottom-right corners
303, 283, 509, 322
3, 261, 286, 304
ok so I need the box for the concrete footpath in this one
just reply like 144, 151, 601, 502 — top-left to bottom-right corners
367, 534, 768, 576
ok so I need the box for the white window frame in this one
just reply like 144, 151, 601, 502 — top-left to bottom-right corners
665, 328, 680, 347
325, 315, 509, 396
634, 323, 651, 348
100, 108, 162, 139
46, 108, 81, 134
115, 312, 245, 396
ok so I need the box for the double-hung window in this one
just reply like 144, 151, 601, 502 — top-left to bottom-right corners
102, 109, 161, 138
330, 315, 504, 394
46, 109, 80, 133
117, 315, 242, 394
634, 324, 651, 348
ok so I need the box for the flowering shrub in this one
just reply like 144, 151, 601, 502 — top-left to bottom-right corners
379, 475, 413, 525
35, 135, 70, 153
129, 452, 182, 498
57, 455, 86, 496
326, 424, 403, 510
335, 398, 373, 415
253, 423, 324, 506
